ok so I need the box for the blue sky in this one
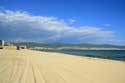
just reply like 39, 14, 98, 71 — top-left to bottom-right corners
0, 0, 125, 45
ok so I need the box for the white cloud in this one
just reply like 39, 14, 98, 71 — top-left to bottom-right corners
0, 10, 115, 44
103, 24, 111, 27
68, 18, 76, 24
105, 39, 125, 45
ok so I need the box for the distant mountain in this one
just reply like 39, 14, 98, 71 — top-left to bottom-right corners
12, 42, 125, 49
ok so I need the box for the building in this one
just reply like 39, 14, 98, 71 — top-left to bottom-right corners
0, 40, 5, 46
0, 40, 27, 50
0, 40, 17, 50
17, 45, 27, 50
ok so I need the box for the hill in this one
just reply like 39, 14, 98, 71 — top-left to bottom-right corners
13, 42, 125, 49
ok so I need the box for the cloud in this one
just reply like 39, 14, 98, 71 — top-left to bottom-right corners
68, 18, 76, 24
105, 39, 125, 45
103, 24, 111, 27
0, 10, 115, 44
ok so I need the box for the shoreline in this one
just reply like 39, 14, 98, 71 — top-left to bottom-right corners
31, 49, 125, 61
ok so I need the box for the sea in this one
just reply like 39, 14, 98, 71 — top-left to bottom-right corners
52, 49, 125, 61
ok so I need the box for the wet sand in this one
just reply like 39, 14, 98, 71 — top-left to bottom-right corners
0, 49, 125, 83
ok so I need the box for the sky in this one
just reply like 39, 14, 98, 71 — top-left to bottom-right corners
0, 0, 125, 45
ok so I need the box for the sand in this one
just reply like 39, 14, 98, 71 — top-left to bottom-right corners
0, 49, 125, 83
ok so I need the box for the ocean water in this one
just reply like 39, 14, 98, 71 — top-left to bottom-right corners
54, 49, 125, 61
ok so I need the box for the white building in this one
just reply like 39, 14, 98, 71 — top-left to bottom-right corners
0, 40, 5, 46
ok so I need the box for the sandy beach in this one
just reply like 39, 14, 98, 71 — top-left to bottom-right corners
0, 49, 125, 83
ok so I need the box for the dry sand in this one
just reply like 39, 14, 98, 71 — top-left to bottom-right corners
0, 49, 125, 83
